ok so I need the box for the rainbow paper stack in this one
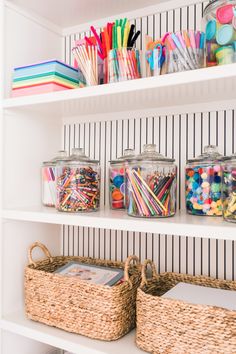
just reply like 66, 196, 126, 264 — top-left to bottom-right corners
11, 60, 83, 97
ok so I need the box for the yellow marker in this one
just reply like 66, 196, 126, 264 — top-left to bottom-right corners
117, 26, 122, 49
123, 22, 130, 48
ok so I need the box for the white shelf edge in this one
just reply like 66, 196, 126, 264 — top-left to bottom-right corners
1, 312, 144, 354
3, 64, 236, 111
2, 207, 236, 240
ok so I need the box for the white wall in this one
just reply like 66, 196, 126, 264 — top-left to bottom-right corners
4, 4, 63, 97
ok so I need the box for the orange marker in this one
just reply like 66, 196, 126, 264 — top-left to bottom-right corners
103, 27, 110, 53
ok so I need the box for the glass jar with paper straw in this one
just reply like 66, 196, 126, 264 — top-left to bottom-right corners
72, 45, 98, 86
126, 144, 177, 218
42, 150, 67, 207
56, 148, 100, 213
109, 149, 136, 210
164, 31, 205, 73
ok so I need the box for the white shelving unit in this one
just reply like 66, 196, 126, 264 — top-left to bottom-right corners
1, 312, 145, 354
2, 207, 236, 240
3, 64, 236, 116
1, 0, 236, 353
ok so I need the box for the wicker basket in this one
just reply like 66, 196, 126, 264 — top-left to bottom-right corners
25, 242, 141, 341
136, 260, 236, 354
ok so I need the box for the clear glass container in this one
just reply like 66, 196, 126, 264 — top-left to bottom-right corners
185, 145, 225, 216
126, 144, 177, 218
42, 150, 67, 207
109, 149, 136, 210
203, 0, 236, 67
56, 148, 100, 212
108, 48, 142, 83
164, 31, 205, 73
222, 154, 236, 222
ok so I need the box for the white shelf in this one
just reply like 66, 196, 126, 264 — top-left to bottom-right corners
2, 206, 236, 240
1, 311, 145, 354
4, 65, 236, 117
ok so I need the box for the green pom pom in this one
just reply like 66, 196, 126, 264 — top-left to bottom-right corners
211, 183, 220, 193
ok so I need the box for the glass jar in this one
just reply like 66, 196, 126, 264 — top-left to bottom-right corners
203, 0, 236, 67
185, 145, 225, 216
108, 48, 142, 83
164, 31, 205, 73
56, 148, 100, 212
109, 149, 136, 210
126, 144, 177, 218
42, 150, 67, 207
222, 154, 236, 222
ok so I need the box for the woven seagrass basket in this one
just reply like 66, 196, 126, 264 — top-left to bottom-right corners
136, 260, 236, 354
25, 242, 141, 341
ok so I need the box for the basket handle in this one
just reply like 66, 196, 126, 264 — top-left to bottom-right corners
141, 259, 158, 287
124, 255, 140, 288
28, 242, 53, 267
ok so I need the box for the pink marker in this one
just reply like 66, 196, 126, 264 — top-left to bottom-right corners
164, 35, 177, 73
195, 31, 201, 49
161, 32, 170, 45
167, 35, 176, 50
173, 33, 194, 70
195, 31, 201, 65
189, 30, 196, 49
176, 31, 195, 70
165, 34, 187, 72
90, 26, 105, 60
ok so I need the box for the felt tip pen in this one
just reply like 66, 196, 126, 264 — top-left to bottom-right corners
170, 34, 192, 70
175, 32, 195, 70
165, 36, 183, 72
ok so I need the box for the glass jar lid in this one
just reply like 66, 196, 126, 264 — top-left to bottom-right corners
133, 144, 175, 162
203, 0, 233, 16
187, 145, 225, 163
65, 147, 99, 165
110, 148, 136, 164
224, 152, 236, 163
43, 150, 67, 166
203, 0, 218, 15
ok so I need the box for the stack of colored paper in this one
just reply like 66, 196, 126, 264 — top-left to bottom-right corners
11, 60, 83, 97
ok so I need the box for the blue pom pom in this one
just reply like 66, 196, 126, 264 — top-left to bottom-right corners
113, 175, 124, 188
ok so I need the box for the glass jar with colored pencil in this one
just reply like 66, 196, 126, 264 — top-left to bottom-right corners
126, 144, 177, 218
56, 148, 100, 213
42, 150, 67, 207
